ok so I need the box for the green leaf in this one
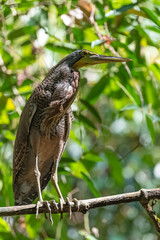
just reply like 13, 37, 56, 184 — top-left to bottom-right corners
8, 57, 35, 69
61, 157, 75, 163
0, 218, 10, 232
0, 111, 10, 124
105, 3, 137, 17
81, 172, 101, 198
80, 99, 101, 122
8, 26, 36, 39
45, 43, 77, 53
120, 104, 139, 111
69, 161, 88, 179
74, 112, 96, 130
91, 39, 105, 48
146, 114, 155, 144
141, 7, 160, 27
13, 2, 34, 12
0, 94, 7, 111
151, 114, 160, 123
58, 166, 72, 175
79, 230, 98, 240
135, 25, 158, 47
146, 25, 160, 34
87, 75, 108, 102
106, 150, 124, 185
3, 130, 15, 141
0, 50, 13, 65
116, 81, 141, 106
82, 152, 103, 162
150, 64, 160, 82
126, 85, 141, 106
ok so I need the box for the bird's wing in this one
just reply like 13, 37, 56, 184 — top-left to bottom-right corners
13, 100, 37, 184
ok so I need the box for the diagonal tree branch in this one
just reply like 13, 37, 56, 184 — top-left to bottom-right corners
139, 189, 160, 233
1, 188, 160, 232
141, 201, 160, 233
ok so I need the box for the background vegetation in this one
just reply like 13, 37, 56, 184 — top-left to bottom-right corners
0, 0, 160, 239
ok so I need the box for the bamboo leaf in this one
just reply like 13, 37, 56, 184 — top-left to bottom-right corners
150, 64, 160, 82
80, 99, 102, 122
82, 152, 103, 162
146, 114, 155, 144
87, 75, 108, 102
81, 172, 101, 198
105, 3, 137, 17
141, 7, 160, 27
8, 26, 36, 39
74, 112, 96, 130
106, 150, 124, 185
120, 104, 139, 111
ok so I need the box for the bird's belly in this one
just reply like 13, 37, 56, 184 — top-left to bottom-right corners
28, 128, 65, 177
37, 135, 64, 171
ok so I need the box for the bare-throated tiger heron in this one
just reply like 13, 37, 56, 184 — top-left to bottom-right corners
13, 50, 131, 219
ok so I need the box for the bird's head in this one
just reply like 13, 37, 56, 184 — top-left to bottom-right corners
61, 49, 131, 70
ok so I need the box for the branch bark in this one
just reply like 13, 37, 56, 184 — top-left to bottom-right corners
1, 188, 160, 231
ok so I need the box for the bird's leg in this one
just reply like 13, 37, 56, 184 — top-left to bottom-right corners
51, 163, 75, 219
51, 162, 64, 202
34, 156, 53, 224
35, 156, 43, 203
51, 162, 65, 220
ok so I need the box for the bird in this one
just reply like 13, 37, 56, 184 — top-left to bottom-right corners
13, 49, 130, 217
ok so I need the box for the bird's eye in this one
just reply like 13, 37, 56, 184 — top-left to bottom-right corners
81, 50, 96, 57
81, 51, 87, 56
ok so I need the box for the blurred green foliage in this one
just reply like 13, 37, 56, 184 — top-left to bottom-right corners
0, 0, 160, 239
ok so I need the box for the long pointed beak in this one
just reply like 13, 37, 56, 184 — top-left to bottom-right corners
73, 54, 132, 69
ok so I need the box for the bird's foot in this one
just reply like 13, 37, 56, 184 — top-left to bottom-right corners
44, 201, 53, 224
66, 197, 72, 219
65, 197, 80, 219
36, 200, 43, 218
36, 200, 53, 224
50, 199, 59, 212
72, 198, 80, 211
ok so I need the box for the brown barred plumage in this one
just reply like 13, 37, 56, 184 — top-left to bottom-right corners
13, 50, 130, 207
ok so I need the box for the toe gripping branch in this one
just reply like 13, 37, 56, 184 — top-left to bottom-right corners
35, 198, 80, 224
36, 200, 54, 224
65, 197, 80, 219
59, 197, 80, 220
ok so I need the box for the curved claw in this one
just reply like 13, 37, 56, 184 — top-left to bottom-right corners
36, 200, 53, 224
66, 197, 72, 219
51, 199, 59, 211
36, 201, 43, 218
43, 201, 53, 225
72, 198, 80, 211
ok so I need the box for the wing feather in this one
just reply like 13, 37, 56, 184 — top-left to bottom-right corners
13, 100, 37, 185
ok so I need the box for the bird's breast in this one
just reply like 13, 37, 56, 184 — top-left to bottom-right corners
29, 126, 65, 166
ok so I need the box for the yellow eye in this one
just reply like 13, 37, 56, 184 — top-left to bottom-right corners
81, 50, 88, 56
81, 50, 95, 57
